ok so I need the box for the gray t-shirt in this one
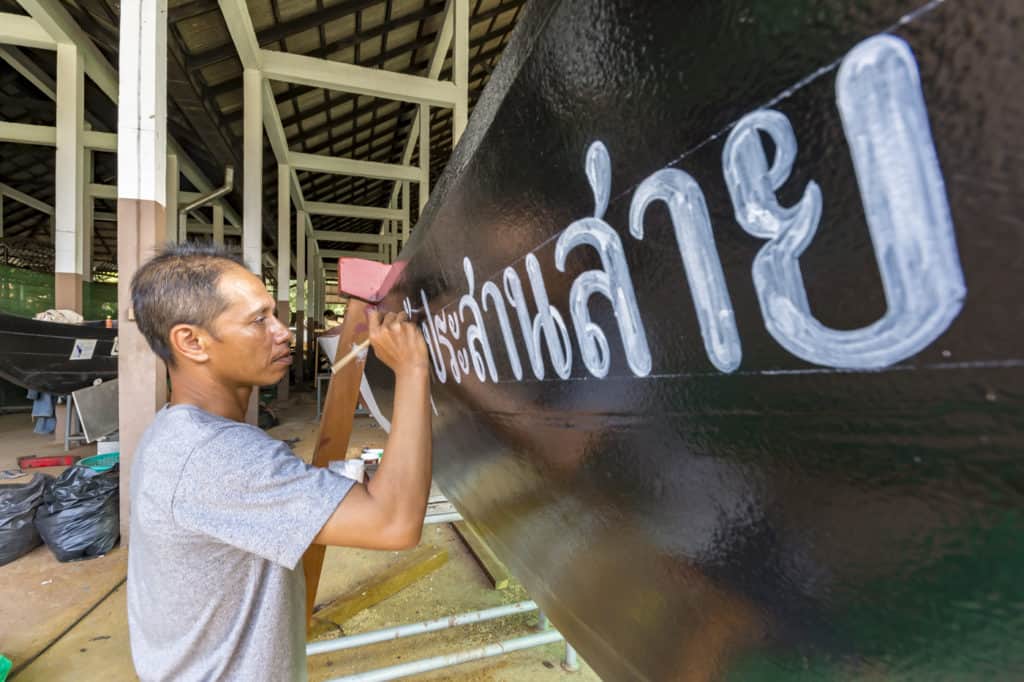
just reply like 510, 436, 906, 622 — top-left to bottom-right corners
126, 404, 354, 681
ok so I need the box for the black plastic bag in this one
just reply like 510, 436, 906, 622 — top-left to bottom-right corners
0, 473, 50, 566
35, 465, 119, 562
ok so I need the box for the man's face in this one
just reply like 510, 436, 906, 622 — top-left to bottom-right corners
203, 265, 293, 387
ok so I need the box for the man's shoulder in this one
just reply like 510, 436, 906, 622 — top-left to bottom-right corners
144, 405, 263, 447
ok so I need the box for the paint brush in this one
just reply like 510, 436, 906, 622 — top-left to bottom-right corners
330, 307, 424, 374
330, 256, 424, 375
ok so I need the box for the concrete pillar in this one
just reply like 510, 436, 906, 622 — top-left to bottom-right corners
419, 103, 430, 215
117, 0, 169, 539
276, 164, 290, 401
295, 209, 306, 383
453, 0, 469, 145
0, 193, 4, 237
165, 153, 178, 244
242, 67, 262, 275
212, 203, 224, 246
54, 42, 84, 313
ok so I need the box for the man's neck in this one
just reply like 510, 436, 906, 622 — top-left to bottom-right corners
169, 370, 252, 422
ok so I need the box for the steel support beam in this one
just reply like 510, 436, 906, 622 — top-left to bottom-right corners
288, 151, 420, 182
20, 0, 241, 227
166, 153, 179, 243
0, 13, 55, 50
320, 249, 386, 262
242, 67, 262, 274
306, 201, 403, 221
260, 48, 459, 108
313, 230, 386, 245
453, 0, 469, 144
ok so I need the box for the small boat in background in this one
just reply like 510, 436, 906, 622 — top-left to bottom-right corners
0, 312, 117, 394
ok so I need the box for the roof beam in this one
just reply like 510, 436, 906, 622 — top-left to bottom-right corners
307, 203, 403, 221
16, 0, 243, 228
289, 151, 419, 182
320, 249, 385, 262
0, 182, 53, 214
260, 48, 459, 108
0, 13, 55, 50
0, 120, 55, 146
191, 0, 380, 70
313, 230, 386, 245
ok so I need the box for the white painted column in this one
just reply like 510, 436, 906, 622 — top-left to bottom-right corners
419, 103, 430, 214
296, 210, 306, 313
242, 67, 262, 274
453, 0, 469, 145
82, 147, 93, 282
295, 208, 306, 383
307, 229, 316, 323
212, 203, 224, 246
117, 0, 169, 539
276, 164, 291, 400
276, 165, 290, 300
54, 42, 84, 312
401, 180, 410, 255
165, 153, 178, 244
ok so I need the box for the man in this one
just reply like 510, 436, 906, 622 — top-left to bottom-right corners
125, 243, 431, 681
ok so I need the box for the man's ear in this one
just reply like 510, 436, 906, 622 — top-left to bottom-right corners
168, 324, 210, 364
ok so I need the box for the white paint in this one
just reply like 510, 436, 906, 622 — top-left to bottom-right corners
458, 258, 498, 382
723, 34, 965, 369
556, 142, 651, 378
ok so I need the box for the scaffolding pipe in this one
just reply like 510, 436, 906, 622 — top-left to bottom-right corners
307, 601, 538, 657
324, 629, 564, 682
178, 166, 233, 241
422, 511, 462, 525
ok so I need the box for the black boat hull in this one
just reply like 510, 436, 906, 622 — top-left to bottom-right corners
362, 1, 1023, 679
0, 313, 117, 394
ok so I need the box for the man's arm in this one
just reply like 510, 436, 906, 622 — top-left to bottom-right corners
312, 310, 432, 550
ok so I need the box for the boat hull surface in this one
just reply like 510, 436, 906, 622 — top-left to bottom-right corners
362, 1, 1024, 679
0, 313, 117, 394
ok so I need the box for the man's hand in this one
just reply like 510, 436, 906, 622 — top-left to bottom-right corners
312, 308, 432, 552
367, 310, 428, 376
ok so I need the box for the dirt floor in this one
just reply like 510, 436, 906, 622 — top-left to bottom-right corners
0, 392, 601, 681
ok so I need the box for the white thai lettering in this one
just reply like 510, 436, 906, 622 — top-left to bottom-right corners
723, 34, 965, 369
459, 257, 499, 382
556, 142, 651, 378
629, 169, 742, 373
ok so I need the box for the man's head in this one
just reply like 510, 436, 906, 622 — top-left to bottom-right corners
131, 242, 292, 387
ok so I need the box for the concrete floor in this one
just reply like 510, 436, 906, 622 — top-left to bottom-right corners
0, 394, 601, 681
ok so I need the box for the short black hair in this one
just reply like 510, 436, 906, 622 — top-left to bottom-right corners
131, 242, 246, 367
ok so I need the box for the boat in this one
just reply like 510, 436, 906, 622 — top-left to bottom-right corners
357, 1, 1024, 680
0, 312, 117, 395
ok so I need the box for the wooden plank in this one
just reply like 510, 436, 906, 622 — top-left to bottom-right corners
301, 298, 370, 630
453, 521, 511, 591
308, 544, 449, 641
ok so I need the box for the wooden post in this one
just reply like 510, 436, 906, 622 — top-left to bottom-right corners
302, 298, 369, 627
